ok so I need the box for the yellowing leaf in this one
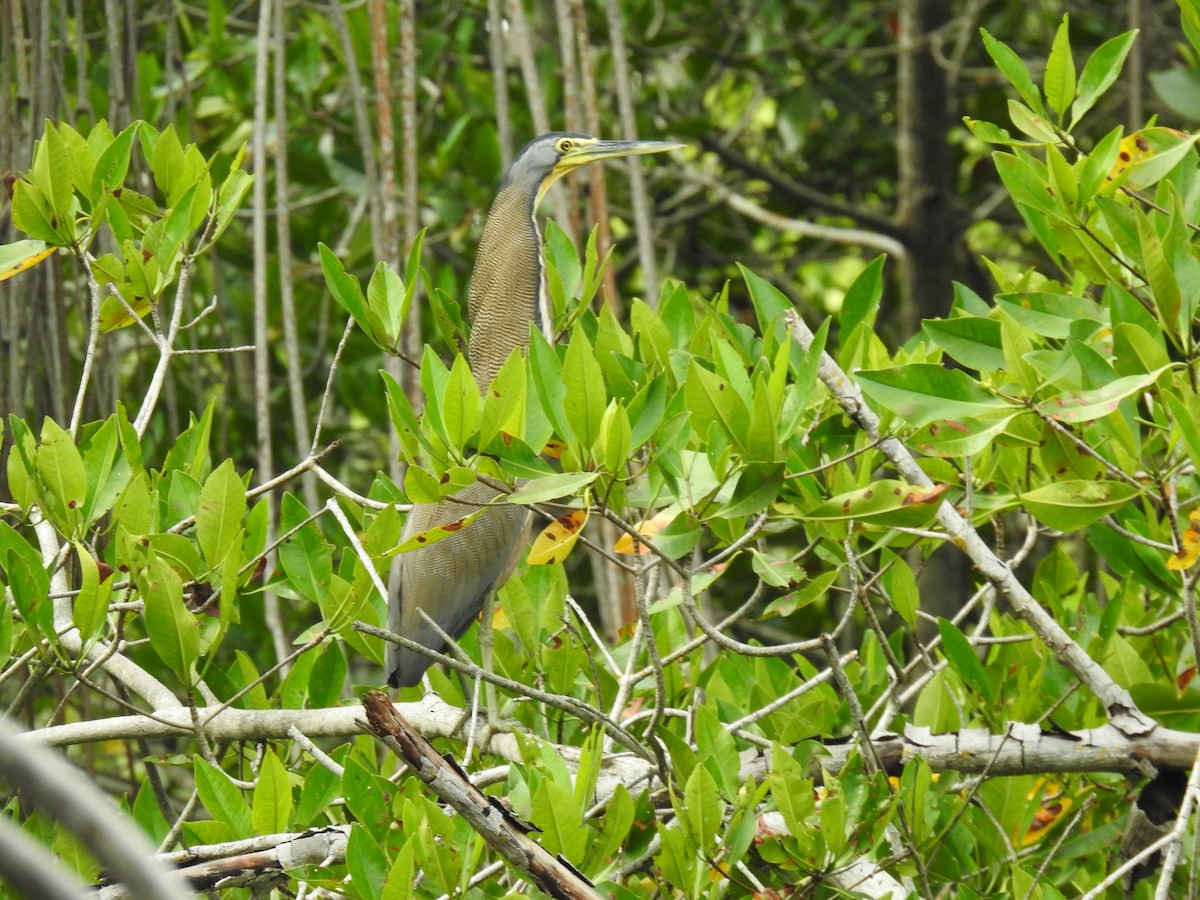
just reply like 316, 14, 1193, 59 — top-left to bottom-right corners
1168, 510, 1200, 571
389, 509, 485, 555
613, 511, 675, 555
1017, 780, 1072, 846
528, 508, 588, 565
0, 241, 56, 282
541, 438, 567, 459
1107, 132, 1153, 182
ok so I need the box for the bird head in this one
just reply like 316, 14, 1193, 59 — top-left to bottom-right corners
502, 132, 684, 208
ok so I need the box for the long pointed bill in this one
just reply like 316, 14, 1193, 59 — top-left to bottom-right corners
538, 139, 684, 205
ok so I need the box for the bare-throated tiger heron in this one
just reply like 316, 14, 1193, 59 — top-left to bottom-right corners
387, 133, 681, 689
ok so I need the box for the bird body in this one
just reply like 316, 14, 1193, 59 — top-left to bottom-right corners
387, 133, 681, 689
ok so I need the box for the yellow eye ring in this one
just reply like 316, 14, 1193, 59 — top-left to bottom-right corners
558, 138, 573, 153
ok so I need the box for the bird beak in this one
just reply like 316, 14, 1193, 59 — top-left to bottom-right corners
540, 139, 684, 205
562, 139, 686, 167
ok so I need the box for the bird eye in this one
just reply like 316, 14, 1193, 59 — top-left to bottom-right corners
558, 138, 573, 152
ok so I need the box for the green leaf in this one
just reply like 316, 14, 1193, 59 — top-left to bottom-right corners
857, 364, 1015, 426
685, 359, 750, 453
155, 181, 200, 281
342, 758, 393, 833
194, 757, 253, 838
1122, 128, 1200, 191
992, 151, 1059, 216
308, 643, 348, 708
883, 552, 919, 627
913, 669, 961, 731
630, 299, 672, 370
319, 573, 363, 633
1079, 126, 1124, 198
402, 228, 426, 325
141, 534, 203, 581
278, 493, 331, 603
381, 836, 416, 900
441, 354, 479, 452
1166, 390, 1200, 470
1072, 31, 1138, 126
142, 554, 199, 683
1150, 66, 1200, 120
507, 471, 600, 504
1008, 100, 1059, 143
655, 822, 698, 891
739, 264, 791, 332
402, 464, 443, 505
562, 328, 607, 463
1043, 15, 1075, 121
366, 261, 404, 348
1020, 480, 1141, 531
995, 292, 1104, 338
149, 125, 189, 203
937, 617, 995, 705
683, 763, 724, 850
588, 785, 635, 874
532, 778, 587, 860
90, 123, 138, 201
72, 541, 112, 643
600, 401, 632, 476
839, 255, 886, 336
911, 413, 1018, 458
319, 243, 386, 349
768, 744, 814, 836
37, 417, 88, 534
695, 706, 741, 799
80, 416, 127, 527
252, 749, 292, 836
1136, 208, 1182, 331
210, 153, 253, 244
196, 459, 246, 570
981, 28, 1045, 116
11, 181, 63, 244
922, 316, 1005, 371
35, 121, 76, 222
805, 479, 948, 526
1036, 368, 1169, 423
529, 329, 571, 442
346, 826, 389, 900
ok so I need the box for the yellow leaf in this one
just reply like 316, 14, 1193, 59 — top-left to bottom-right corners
1107, 132, 1153, 182
541, 438, 567, 459
613, 511, 674, 555
1168, 509, 1200, 571
0, 242, 56, 282
528, 508, 588, 565
1016, 780, 1072, 846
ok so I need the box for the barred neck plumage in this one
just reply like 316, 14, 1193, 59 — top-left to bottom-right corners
466, 183, 552, 387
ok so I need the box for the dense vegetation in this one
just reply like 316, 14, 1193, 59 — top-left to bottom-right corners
3, 1, 1200, 896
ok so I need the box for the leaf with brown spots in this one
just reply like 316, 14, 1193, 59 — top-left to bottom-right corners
1036, 367, 1169, 423
387, 510, 486, 555
805, 479, 949, 527
527, 508, 589, 565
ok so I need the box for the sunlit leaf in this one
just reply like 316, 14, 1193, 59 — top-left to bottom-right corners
528, 509, 588, 566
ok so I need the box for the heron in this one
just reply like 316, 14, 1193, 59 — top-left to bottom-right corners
387, 132, 681, 689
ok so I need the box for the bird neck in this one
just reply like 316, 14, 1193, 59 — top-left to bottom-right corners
466, 185, 552, 386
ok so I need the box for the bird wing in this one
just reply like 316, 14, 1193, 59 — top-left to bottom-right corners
386, 481, 531, 688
